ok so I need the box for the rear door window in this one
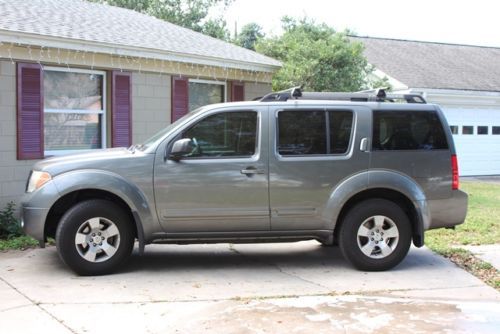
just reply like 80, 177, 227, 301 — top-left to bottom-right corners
373, 110, 448, 150
277, 109, 353, 156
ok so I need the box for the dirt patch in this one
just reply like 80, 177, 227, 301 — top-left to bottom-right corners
445, 250, 499, 290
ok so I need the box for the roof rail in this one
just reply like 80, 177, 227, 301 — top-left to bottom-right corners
259, 86, 426, 104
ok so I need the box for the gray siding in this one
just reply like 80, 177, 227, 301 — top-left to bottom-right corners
131, 72, 171, 144
245, 82, 271, 101
0, 61, 36, 210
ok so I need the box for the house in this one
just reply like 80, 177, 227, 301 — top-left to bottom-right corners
353, 36, 500, 176
0, 0, 280, 208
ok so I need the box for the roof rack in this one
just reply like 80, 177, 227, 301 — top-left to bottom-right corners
259, 86, 426, 104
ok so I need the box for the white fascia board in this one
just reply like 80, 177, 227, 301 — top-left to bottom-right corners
409, 88, 500, 108
0, 30, 281, 73
370, 67, 408, 91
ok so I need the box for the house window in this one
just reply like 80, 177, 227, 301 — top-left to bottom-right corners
493, 126, 500, 135
477, 126, 489, 135
450, 126, 458, 134
462, 126, 473, 135
188, 79, 226, 112
43, 67, 106, 154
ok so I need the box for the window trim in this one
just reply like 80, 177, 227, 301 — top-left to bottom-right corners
275, 108, 355, 159
42, 66, 107, 156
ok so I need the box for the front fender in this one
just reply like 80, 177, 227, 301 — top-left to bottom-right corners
324, 170, 430, 244
52, 169, 160, 242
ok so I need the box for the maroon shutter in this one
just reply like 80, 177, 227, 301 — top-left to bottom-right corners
231, 82, 245, 102
171, 76, 189, 122
17, 63, 44, 160
111, 71, 132, 147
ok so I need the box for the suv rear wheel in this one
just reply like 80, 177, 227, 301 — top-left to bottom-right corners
55, 199, 134, 275
339, 199, 411, 271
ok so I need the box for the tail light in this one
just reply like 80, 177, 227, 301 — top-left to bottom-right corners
451, 154, 459, 190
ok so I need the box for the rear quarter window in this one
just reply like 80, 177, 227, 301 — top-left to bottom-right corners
373, 110, 448, 150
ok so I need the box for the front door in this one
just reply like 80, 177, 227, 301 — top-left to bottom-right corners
154, 107, 270, 232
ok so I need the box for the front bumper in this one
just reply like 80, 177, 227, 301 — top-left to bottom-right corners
427, 189, 468, 230
22, 206, 50, 246
21, 181, 60, 247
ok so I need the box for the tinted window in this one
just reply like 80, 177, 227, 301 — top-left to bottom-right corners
373, 110, 448, 150
493, 126, 500, 135
329, 110, 353, 154
477, 126, 488, 135
277, 110, 354, 156
278, 110, 326, 155
182, 111, 257, 158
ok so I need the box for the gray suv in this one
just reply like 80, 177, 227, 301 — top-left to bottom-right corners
22, 87, 468, 275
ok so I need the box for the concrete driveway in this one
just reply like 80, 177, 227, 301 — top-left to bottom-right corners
1, 241, 499, 333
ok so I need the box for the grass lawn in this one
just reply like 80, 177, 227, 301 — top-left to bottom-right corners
426, 181, 500, 289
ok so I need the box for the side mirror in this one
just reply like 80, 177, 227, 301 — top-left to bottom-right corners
169, 138, 194, 160
169, 138, 201, 161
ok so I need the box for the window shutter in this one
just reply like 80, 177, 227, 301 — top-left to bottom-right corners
231, 82, 245, 102
111, 71, 132, 147
17, 63, 44, 160
171, 76, 189, 122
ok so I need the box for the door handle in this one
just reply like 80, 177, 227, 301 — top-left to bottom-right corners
241, 167, 265, 175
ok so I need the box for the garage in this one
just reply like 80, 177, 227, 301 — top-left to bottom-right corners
354, 36, 500, 176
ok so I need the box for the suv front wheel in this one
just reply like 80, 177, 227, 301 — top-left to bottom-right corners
55, 199, 135, 275
338, 199, 411, 271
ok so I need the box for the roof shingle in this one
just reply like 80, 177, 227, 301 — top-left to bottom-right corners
352, 36, 500, 92
0, 0, 281, 69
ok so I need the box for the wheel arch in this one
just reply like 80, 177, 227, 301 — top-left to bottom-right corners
44, 169, 156, 253
326, 170, 430, 247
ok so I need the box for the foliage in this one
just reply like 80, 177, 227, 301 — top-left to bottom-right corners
256, 17, 370, 92
0, 202, 23, 239
0, 236, 39, 251
201, 18, 230, 41
236, 23, 265, 50
90, 0, 233, 40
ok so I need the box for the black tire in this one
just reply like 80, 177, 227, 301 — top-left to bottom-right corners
56, 199, 134, 276
338, 199, 411, 271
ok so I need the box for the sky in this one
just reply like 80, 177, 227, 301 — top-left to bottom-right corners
221, 0, 500, 47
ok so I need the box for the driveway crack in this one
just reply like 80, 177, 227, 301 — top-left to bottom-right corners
228, 244, 331, 292
0, 276, 77, 334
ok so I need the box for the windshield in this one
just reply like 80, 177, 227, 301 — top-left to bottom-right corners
135, 107, 205, 151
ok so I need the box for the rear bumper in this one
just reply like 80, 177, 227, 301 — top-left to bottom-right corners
427, 190, 468, 230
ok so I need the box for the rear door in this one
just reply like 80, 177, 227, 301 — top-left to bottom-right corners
269, 105, 371, 231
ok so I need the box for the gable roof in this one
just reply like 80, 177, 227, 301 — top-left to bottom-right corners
352, 36, 500, 92
0, 0, 281, 72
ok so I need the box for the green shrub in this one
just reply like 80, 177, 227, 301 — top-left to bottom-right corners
0, 202, 23, 239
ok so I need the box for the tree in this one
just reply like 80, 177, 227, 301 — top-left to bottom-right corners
236, 23, 264, 50
90, 0, 232, 40
256, 17, 371, 92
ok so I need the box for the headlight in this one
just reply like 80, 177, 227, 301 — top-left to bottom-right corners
26, 171, 52, 193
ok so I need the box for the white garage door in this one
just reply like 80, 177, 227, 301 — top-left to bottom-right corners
441, 108, 500, 176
